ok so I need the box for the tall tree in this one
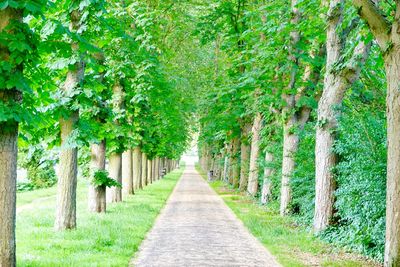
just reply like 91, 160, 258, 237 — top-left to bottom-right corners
54, 4, 84, 231
352, 0, 400, 265
280, 0, 301, 215
0, 7, 22, 266
109, 81, 124, 203
313, 0, 370, 232
247, 112, 263, 196
0, 0, 45, 262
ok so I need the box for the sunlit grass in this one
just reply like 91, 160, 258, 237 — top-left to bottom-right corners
16, 165, 184, 266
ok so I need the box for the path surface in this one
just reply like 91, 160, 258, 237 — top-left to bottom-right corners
131, 165, 280, 267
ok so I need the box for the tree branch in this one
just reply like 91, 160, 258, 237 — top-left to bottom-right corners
352, 0, 391, 50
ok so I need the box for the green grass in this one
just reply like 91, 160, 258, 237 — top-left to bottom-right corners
17, 185, 58, 208
196, 165, 379, 267
16, 166, 184, 267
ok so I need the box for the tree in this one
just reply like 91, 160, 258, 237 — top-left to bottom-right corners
0, 7, 22, 265
352, 0, 400, 265
247, 112, 262, 196
313, 0, 370, 232
54, 2, 85, 231
0, 0, 44, 263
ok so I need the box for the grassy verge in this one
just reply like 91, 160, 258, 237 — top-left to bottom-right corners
195, 165, 380, 267
16, 165, 184, 267
17, 185, 58, 208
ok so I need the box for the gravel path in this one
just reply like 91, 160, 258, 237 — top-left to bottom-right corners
131, 165, 281, 267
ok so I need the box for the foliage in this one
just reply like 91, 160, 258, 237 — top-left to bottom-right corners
195, 0, 389, 262
91, 170, 121, 188
322, 106, 386, 261
291, 120, 316, 224
18, 143, 57, 189
16, 182, 35, 192
1, 0, 392, 263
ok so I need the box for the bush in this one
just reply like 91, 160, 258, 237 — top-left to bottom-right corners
19, 144, 58, 190
16, 182, 35, 192
289, 106, 386, 260
291, 120, 316, 225
322, 108, 386, 261
92, 170, 122, 188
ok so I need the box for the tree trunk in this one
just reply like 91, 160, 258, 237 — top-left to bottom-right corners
109, 153, 122, 202
0, 7, 21, 266
132, 147, 142, 189
218, 154, 224, 180
313, 0, 370, 231
141, 153, 147, 187
349, 0, 400, 263
239, 124, 251, 191
279, 0, 301, 216
0, 124, 17, 267
280, 118, 300, 215
55, 112, 79, 230
223, 155, 229, 182
247, 112, 263, 196
228, 143, 234, 184
231, 137, 240, 188
152, 159, 156, 181
160, 158, 165, 178
147, 159, 152, 184
384, 49, 400, 267
122, 150, 133, 197
0, 122, 18, 267
167, 159, 171, 173
88, 141, 106, 213
54, 7, 83, 232
155, 157, 160, 180
261, 151, 275, 205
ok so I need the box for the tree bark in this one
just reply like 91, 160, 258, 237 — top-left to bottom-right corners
155, 157, 160, 181
313, 0, 370, 232
228, 142, 234, 185
88, 141, 106, 213
160, 158, 165, 178
141, 153, 147, 187
109, 153, 122, 202
279, 0, 301, 216
261, 151, 275, 205
147, 159, 152, 184
223, 151, 229, 182
55, 113, 79, 230
247, 112, 263, 196
55, 9, 83, 231
231, 137, 240, 187
152, 158, 156, 182
132, 147, 142, 189
239, 124, 251, 191
0, 124, 17, 267
383, 48, 400, 267
280, 118, 300, 215
122, 149, 133, 197
0, 7, 21, 266
0, 124, 18, 267
108, 80, 124, 203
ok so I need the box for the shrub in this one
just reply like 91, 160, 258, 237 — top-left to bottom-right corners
322, 108, 386, 261
18, 144, 58, 190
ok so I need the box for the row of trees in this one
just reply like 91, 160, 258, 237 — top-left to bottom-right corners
0, 0, 193, 266
197, 0, 399, 265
